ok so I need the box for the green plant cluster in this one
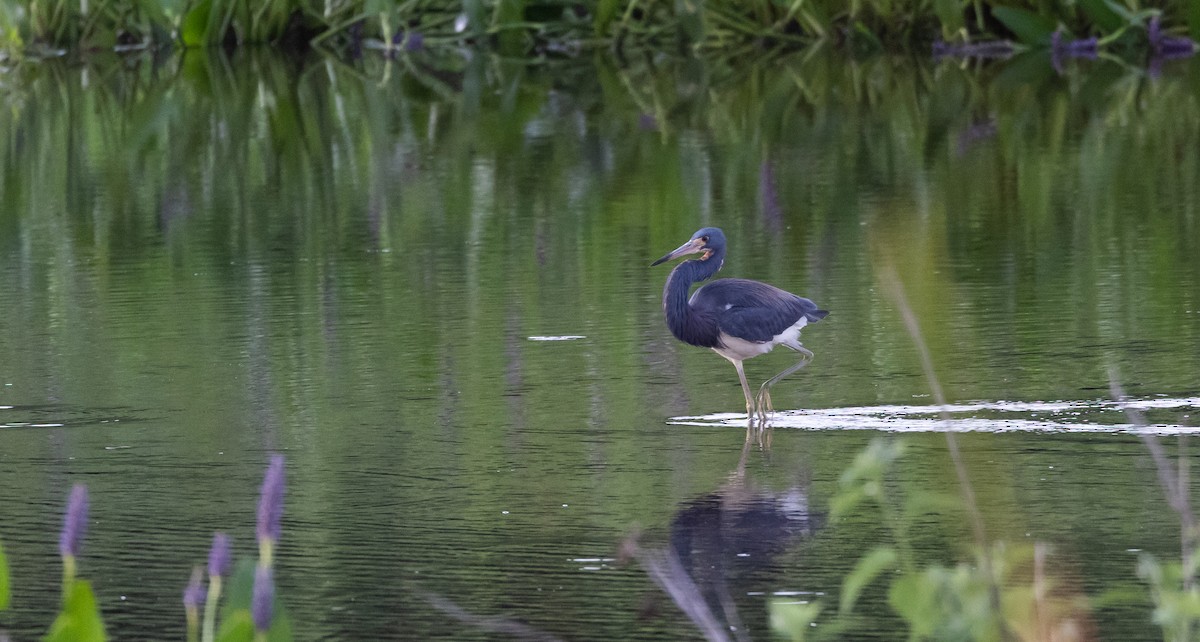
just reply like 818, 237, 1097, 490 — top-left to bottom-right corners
769, 437, 1200, 642
0, 0, 1197, 57
0, 466, 293, 642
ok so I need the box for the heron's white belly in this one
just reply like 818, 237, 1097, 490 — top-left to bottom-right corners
713, 317, 807, 362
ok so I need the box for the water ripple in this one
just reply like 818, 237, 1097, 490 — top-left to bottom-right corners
671, 397, 1200, 433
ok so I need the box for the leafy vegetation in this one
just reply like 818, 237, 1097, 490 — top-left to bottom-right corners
0, 0, 1197, 57
0, 458, 291, 642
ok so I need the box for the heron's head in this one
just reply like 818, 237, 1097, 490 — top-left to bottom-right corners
651, 227, 726, 266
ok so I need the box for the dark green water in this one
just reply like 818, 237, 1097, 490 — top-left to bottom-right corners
1, 49, 1199, 640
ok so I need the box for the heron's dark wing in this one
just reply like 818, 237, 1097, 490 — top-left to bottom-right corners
690, 278, 828, 343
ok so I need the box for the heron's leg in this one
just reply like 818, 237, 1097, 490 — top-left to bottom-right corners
755, 346, 814, 418
731, 359, 755, 420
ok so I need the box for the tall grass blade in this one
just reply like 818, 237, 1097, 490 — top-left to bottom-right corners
0, 539, 9, 611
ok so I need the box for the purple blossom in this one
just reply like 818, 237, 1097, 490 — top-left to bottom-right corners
405, 32, 425, 52
183, 567, 205, 610
58, 484, 89, 558
1050, 31, 1098, 73
391, 30, 425, 53
256, 455, 286, 543
1148, 16, 1197, 56
251, 565, 274, 632
207, 532, 232, 578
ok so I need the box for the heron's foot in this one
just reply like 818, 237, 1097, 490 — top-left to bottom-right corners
754, 387, 774, 424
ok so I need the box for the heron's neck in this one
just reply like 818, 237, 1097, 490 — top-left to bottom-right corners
662, 254, 724, 346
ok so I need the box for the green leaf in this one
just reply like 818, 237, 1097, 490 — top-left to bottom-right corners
595, 0, 620, 36
215, 609, 254, 642
840, 547, 897, 614
887, 572, 939, 638
221, 560, 293, 642
1100, 0, 1136, 23
674, 0, 704, 43
991, 6, 1056, 44
181, 0, 213, 46
769, 598, 822, 642
838, 438, 903, 487
828, 485, 867, 520
1077, 0, 1125, 33
43, 580, 107, 642
0, 539, 10, 611
1189, 3, 1200, 43
932, 0, 964, 34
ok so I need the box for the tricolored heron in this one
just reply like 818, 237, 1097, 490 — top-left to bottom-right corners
651, 227, 828, 423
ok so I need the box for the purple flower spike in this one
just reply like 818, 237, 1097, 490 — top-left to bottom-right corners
256, 455, 286, 543
405, 32, 425, 52
251, 565, 274, 633
59, 484, 89, 558
1149, 16, 1163, 47
1070, 37, 1099, 57
183, 567, 205, 609
1148, 16, 1198, 56
207, 532, 232, 578
1051, 31, 1099, 73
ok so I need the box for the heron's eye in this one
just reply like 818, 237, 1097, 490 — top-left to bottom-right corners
701, 236, 709, 243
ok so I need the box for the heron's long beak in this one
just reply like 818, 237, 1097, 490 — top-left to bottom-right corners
650, 239, 704, 266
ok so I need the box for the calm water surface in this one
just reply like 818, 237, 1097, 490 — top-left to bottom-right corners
1, 50, 1199, 639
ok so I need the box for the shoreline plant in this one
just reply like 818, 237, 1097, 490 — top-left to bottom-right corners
0, 1, 1196, 62
0, 455, 291, 642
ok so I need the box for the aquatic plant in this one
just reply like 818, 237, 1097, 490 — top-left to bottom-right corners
44, 484, 107, 642
0, 539, 9, 639
250, 566, 274, 637
1, 0, 1199, 58
183, 567, 205, 642
202, 533, 232, 642
198, 454, 291, 642
0, 456, 293, 642
57, 484, 88, 586
256, 454, 286, 565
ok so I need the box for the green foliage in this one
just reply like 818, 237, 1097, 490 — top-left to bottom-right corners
991, 6, 1055, 44
180, 0, 214, 47
2, 0, 1199, 55
889, 561, 1001, 640
43, 580, 107, 642
797, 438, 1095, 640
220, 560, 293, 642
830, 438, 905, 520
769, 599, 822, 641
1076, 0, 1125, 34
0, 539, 10, 611
215, 610, 255, 642
1138, 551, 1200, 641
841, 547, 898, 614
931, 0, 965, 35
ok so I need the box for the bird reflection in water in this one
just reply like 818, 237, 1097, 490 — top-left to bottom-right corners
652, 227, 828, 426
623, 437, 822, 641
